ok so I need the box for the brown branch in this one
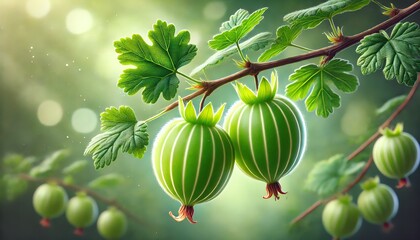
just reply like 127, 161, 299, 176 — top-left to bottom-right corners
291, 75, 419, 225
161, 1, 420, 113
346, 77, 420, 160
19, 174, 154, 229
291, 157, 373, 225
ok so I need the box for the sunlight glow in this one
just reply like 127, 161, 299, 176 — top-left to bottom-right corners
66, 8, 93, 35
203, 2, 227, 20
26, 0, 51, 18
71, 108, 98, 133
37, 100, 63, 126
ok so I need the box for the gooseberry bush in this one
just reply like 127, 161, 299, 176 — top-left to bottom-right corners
1, 0, 420, 239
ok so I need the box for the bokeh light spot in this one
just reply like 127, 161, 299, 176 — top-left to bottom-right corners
26, 0, 51, 18
66, 8, 93, 35
71, 108, 98, 133
37, 100, 63, 126
203, 1, 227, 20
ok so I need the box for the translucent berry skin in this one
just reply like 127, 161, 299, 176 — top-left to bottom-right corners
97, 207, 127, 240
322, 196, 362, 238
66, 193, 98, 228
357, 178, 398, 225
224, 95, 306, 184
152, 118, 235, 206
372, 124, 419, 183
32, 183, 68, 219
152, 99, 235, 223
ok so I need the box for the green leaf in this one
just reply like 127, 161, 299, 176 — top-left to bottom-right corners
29, 149, 70, 177
3, 175, 28, 201
284, 0, 370, 29
191, 32, 273, 76
286, 58, 359, 117
209, 8, 267, 50
356, 22, 420, 86
115, 20, 197, 103
258, 25, 302, 62
84, 106, 149, 169
376, 95, 406, 116
305, 155, 365, 197
62, 160, 88, 176
88, 173, 125, 189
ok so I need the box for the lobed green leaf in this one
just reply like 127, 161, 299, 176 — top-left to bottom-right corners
208, 8, 267, 50
356, 22, 420, 86
62, 160, 88, 176
84, 106, 149, 169
376, 95, 407, 116
191, 32, 273, 76
115, 20, 197, 103
286, 58, 359, 117
305, 155, 365, 197
258, 25, 302, 62
88, 173, 125, 189
284, 0, 370, 29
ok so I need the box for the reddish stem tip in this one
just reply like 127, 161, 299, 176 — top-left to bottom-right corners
73, 228, 84, 236
383, 222, 394, 232
39, 218, 50, 228
396, 178, 410, 189
169, 205, 197, 224
263, 182, 287, 200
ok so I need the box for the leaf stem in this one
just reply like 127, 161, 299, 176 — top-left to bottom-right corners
144, 110, 167, 123
371, 0, 389, 10
328, 18, 339, 36
19, 174, 154, 229
177, 71, 202, 85
235, 41, 247, 62
289, 43, 313, 51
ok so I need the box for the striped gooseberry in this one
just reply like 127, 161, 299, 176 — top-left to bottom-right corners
224, 71, 306, 200
322, 194, 362, 239
32, 183, 68, 227
152, 98, 235, 223
372, 123, 420, 188
357, 176, 399, 230
65, 192, 98, 236
97, 207, 127, 240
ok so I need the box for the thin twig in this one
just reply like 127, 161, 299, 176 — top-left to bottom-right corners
346, 77, 420, 160
291, 157, 374, 225
19, 174, 154, 229
291, 76, 419, 225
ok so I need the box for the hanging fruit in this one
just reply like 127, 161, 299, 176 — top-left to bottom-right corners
224, 71, 306, 200
372, 123, 420, 188
322, 195, 362, 239
66, 192, 99, 236
97, 207, 127, 240
357, 176, 399, 230
32, 182, 68, 227
152, 98, 235, 223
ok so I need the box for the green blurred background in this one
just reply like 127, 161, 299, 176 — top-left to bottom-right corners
1, 0, 419, 239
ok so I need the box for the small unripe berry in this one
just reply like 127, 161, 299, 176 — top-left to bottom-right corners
32, 183, 68, 227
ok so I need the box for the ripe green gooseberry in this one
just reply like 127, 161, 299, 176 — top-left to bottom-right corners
373, 123, 419, 188
322, 195, 362, 239
224, 72, 306, 200
152, 98, 235, 223
66, 192, 98, 236
357, 177, 398, 230
97, 207, 127, 240
32, 182, 68, 227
